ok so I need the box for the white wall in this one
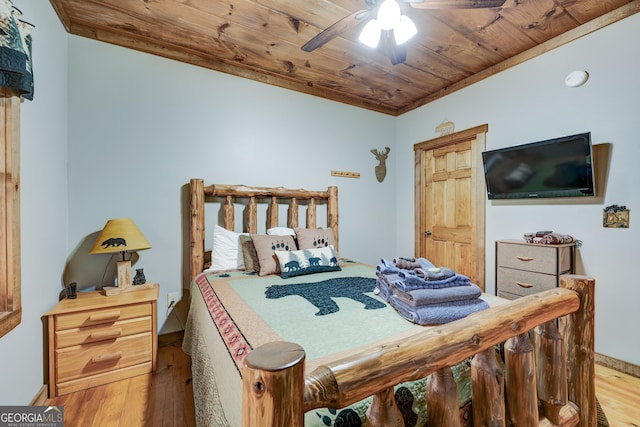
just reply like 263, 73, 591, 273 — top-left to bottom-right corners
65, 37, 397, 333
0, 1, 69, 404
395, 13, 640, 365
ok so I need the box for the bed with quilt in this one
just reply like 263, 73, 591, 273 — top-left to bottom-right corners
182, 179, 597, 427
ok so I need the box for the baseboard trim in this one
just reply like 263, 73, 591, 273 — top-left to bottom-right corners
30, 385, 49, 406
596, 352, 640, 378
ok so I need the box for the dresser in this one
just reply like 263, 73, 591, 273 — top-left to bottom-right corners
495, 240, 575, 300
46, 285, 158, 397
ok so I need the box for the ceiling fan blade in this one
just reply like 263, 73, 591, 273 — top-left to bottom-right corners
408, 0, 506, 9
380, 31, 407, 65
301, 9, 372, 52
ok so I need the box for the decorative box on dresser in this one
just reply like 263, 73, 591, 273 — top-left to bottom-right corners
495, 240, 575, 300
45, 284, 159, 398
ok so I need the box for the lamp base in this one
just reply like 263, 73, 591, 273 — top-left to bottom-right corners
101, 260, 154, 296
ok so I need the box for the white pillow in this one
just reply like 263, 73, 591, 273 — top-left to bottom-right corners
210, 225, 247, 271
266, 227, 296, 236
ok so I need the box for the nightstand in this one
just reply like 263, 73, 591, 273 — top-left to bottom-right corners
45, 284, 158, 397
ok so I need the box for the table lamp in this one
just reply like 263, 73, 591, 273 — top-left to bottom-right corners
90, 218, 151, 294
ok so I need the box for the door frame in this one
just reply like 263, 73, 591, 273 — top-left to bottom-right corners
414, 124, 487, 289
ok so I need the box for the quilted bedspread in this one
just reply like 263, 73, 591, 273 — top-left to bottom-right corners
183, 261, 484, 426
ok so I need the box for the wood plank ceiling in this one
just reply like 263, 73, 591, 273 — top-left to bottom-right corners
49, 0, 638, 116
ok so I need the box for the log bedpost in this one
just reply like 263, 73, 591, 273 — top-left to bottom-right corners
242, 341, 306, 427
223, 195, 234, 230
328, 186, 338, 251
189, 178, 205, 280
307, 198, 316, 229
534, 320, 567, 424
288, 198, 299, 228
504, 333, 539, 425
268, 196, 279, 229
247, 196, 257, 233
471, 348, 505, 426
425, 367, 460, 427
366, 387, 403, 427
559, 275, 596, 427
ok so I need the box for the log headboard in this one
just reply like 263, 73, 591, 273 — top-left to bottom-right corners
189, 178, 338, 280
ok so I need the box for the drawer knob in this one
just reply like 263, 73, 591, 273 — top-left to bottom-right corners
89, 311, 121, 322
91, 352, 123, 363
515, 281, 534, 289
89, 329, 122, 341
516, 256, 535, 262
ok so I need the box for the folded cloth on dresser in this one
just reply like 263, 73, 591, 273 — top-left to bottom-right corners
392, 283, 482, 306
524, 232, 575, 245
394, 271, 471, 292
389, 295, 489, 325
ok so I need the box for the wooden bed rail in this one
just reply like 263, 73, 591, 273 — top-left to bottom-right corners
242, 275, 595, 427
189, 178, 338, 280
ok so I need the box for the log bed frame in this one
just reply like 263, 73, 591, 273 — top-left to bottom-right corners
188, 178, 596, 427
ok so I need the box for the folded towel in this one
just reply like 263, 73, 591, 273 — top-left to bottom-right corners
394, 272, 471, 292
390, 295, 489, 325
377, 258, 435, 275
375, 271, 399, 302
393, 257, 422, 270
377, 258, 404, 275
392, 283, 482, 306
414, 267, 455, 281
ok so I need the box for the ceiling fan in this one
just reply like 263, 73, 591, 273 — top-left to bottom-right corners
301, 0, 507, 65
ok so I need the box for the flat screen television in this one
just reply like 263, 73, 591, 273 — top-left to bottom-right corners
482, 132, 595, 200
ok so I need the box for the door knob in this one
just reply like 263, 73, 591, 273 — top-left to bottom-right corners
424, 230, 432, 237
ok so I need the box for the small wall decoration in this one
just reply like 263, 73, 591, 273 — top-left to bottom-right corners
435, 119, 455, 136
370, 147, 390, 183
603, 204, 629, 228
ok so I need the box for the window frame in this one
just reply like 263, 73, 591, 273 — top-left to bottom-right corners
0, 87, 22, 339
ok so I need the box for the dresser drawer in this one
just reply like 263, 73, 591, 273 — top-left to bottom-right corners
497, 243, 571, 274
55, 303, 152, 330
497, 267, 557, 297
55, 316, 152, 348
55, 332, 153, 383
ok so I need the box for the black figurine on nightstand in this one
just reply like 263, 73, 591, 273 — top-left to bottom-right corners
133, 268, 146, 285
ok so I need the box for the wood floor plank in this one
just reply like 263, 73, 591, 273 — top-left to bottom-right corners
595, 364, 640, 426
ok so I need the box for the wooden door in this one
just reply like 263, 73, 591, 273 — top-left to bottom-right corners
414, 125, 487, 290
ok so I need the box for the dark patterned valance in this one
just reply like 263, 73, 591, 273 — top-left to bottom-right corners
0, 0, 33, 100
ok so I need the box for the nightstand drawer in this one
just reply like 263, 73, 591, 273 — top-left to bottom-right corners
497, 243, 571, 274
55, 303, 152, 330
55, 316, 152, 348
497, 267, 557, 297
56, 332, 152, 383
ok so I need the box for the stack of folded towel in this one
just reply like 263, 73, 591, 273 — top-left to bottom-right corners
375, 257, 488, 325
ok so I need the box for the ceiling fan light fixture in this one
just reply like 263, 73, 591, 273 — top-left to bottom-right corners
394, 15, 417, 45
359, 19, 382, 48
377, 0, 401, 31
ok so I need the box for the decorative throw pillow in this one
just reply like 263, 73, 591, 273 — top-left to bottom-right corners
211, 225, 247, 271
250, 234, 297, 276
239, 235, 260, 273
295, 228, 339, 259
274, 246, 341, 279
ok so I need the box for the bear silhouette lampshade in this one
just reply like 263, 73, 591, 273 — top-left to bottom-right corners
90, 218, 151, 290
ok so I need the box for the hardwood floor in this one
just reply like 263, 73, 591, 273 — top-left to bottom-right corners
46, 333, 639, 427
596, 364, 640, 426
